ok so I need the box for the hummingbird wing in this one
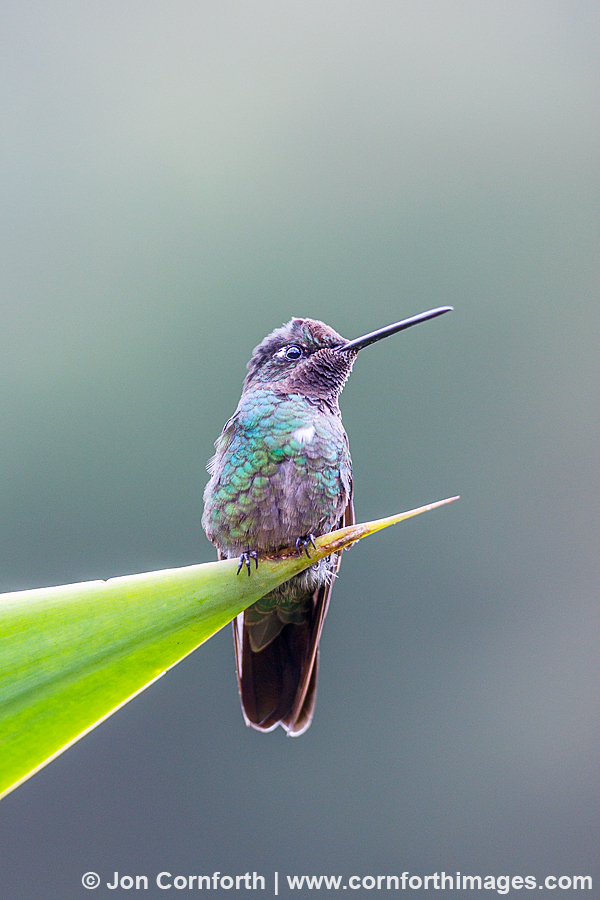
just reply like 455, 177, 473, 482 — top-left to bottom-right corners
283, 493, 355, 736
231, 493, 355, 736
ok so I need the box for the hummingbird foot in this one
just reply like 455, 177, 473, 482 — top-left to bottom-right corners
237, 550, 259, 576
295, 534, 318, 559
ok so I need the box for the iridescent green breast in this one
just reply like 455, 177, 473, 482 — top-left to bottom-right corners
202, 387, 352, 556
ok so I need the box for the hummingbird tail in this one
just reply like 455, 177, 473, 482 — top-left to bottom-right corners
233, 610, 322, 736
232, 497, 355, 736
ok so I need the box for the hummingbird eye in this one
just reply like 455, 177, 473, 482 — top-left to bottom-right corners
274, 344, 303, 361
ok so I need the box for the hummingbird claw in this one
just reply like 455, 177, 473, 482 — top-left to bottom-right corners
296, 534, 317, 559
237, 550, 258, 576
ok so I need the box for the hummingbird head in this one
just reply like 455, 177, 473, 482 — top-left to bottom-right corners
244, 317, 355, 401
243, 306, 453, 401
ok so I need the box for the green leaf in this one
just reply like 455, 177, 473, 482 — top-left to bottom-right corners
0, 497, 458, 800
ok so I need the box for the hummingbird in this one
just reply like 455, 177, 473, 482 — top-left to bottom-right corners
202, 306, 452, 736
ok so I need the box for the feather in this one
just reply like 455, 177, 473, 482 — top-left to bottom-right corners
231, 495, 355, 736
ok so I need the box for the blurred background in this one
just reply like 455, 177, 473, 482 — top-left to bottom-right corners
0, 1, 598, 896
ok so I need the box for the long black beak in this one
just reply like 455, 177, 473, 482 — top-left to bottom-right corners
338, 306, 453, 353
